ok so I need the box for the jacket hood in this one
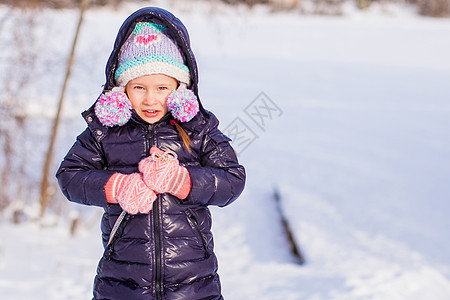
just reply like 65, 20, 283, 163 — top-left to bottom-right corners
103, 7, 205, 114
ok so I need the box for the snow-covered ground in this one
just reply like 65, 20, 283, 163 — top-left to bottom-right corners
1, 1, 450, 299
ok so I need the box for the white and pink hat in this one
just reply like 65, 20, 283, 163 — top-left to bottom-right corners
115, 22, 191, 87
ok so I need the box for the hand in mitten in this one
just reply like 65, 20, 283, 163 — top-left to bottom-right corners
139, 146, 191, 200
105, 173, 156, 214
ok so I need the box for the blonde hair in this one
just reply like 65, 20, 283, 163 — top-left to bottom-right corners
171, 120, 192, 152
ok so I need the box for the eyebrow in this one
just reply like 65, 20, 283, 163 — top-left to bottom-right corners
131, 81, 172, 86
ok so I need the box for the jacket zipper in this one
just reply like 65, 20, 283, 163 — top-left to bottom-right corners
187, 209, 210, 258
106, 213, 130, 261
147, 124, 163, 299
146, 124, 154, 153
153, 199, 163, 299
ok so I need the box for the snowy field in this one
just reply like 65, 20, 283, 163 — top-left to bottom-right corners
1, 1, 450, 299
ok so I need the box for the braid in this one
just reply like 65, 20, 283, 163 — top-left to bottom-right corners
172, 121, 192, 153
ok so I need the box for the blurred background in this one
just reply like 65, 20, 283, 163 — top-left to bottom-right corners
0, 0, 449, 299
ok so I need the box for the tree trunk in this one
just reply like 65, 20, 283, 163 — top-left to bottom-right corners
39, 0, 90, 217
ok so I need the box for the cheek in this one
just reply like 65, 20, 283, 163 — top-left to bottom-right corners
160, 98, 169, 113
127, 92, 142, 109
158, 92, 171, 106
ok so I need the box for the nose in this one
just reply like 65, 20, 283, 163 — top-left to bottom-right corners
143, 91, 158, 105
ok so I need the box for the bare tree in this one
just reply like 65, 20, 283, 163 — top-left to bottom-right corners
39, 0, 90, 217
0, 8, 38, 215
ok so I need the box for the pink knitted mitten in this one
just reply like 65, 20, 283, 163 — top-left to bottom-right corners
139, 146, 191, 200
105, 173, 156, 214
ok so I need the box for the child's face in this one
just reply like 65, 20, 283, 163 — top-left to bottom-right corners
126, 74, 178, 124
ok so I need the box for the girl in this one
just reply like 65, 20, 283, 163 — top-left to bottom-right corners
56, 7, 245, 300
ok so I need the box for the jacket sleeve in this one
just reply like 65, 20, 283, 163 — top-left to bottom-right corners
184, 127, 246, 207
56, 128, 116, 208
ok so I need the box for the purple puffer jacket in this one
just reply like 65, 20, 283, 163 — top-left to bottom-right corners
56, 7, 245, 300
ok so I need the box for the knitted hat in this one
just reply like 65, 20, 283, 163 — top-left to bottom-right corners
115, 22, 190, 86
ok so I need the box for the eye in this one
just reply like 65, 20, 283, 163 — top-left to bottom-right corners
134, 85, 145, 90
158, 86, 169, 91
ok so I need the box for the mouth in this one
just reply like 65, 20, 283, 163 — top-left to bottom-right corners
142, 109, 160, 118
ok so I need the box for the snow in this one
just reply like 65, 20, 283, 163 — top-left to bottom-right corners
1, 1, 450, 299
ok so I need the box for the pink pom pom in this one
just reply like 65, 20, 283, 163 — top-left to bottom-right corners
95, 87, 132, 127
167, 87, 199, 123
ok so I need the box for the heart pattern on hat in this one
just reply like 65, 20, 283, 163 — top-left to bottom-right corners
135, 34, 159, 47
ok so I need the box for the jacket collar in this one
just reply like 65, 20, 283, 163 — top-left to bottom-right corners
82, 106, 109, 142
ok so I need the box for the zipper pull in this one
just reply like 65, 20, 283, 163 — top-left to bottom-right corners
106, 244, 114, 261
